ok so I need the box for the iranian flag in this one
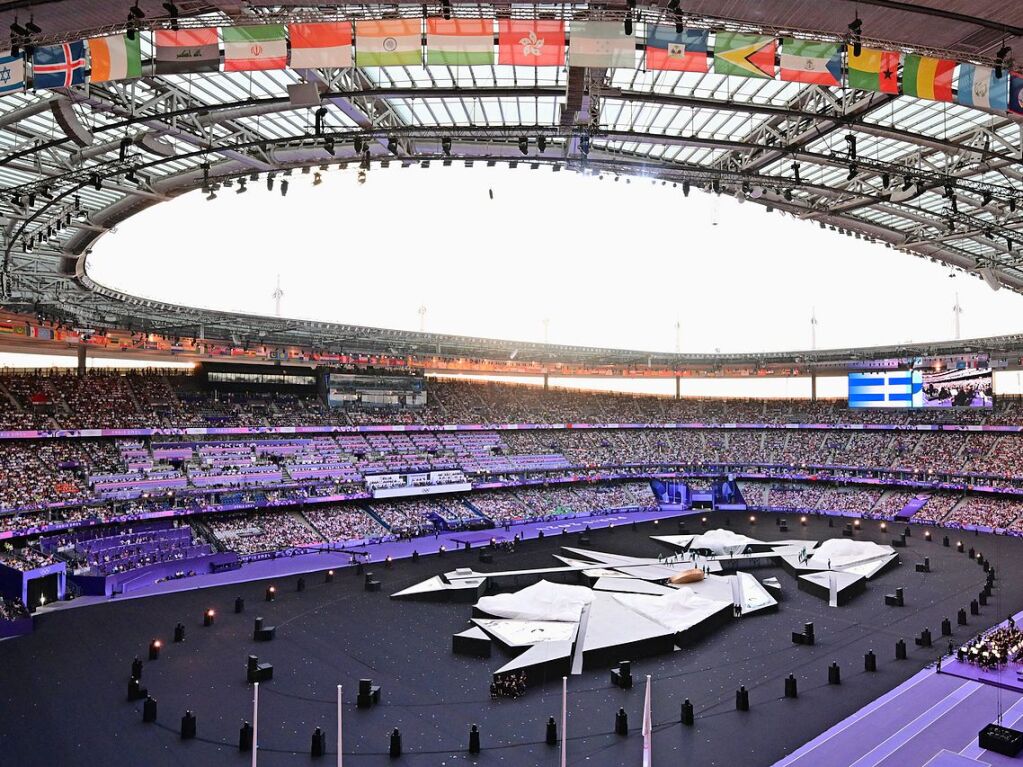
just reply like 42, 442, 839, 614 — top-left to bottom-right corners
223, 25, 287, 71
87, 34, 141, 82
355, 19, 422, 67
288, 22, 353, 68
427, 19, 494, 66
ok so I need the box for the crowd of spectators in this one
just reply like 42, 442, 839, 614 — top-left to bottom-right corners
206, 511, 323, 554
0, 596, 29, 622
303, 506, 388, 542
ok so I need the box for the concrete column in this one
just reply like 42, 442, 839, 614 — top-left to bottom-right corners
543, 373, 549, 392
811, 372, 817, 402
76, 345, 87, 376
675, 375, 681, 401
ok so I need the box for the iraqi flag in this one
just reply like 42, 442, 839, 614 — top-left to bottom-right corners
957, 64, 1009, 113
497, 20, 565, 67
155, 29, 219, 74
33, 42, 87, 89
780, 38, 841, 86
223, 25, 287, 71
0, 51, 25, 96
645, 27, 709, 72
288, 22, 353, 69
87, 34, 142, 83
427, 18, 494, 66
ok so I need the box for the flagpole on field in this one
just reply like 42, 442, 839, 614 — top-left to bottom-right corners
641, 675, 652, 767
337, 684, 343, 767
252, 681, 259, 767
561, 675, 568, 767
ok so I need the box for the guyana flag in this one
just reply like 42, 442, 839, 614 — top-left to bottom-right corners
714, 32, 776, 79
846, 46, 901, 94
902, 54, 955, 102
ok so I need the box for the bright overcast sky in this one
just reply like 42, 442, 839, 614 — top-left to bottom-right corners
85, 165, 1023, 356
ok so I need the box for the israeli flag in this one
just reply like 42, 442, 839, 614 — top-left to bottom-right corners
0, 51, 25, 95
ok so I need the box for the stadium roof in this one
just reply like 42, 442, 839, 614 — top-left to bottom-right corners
1, 1, 1022, 370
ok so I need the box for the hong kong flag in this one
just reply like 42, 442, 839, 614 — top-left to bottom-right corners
498, 20, 565, 67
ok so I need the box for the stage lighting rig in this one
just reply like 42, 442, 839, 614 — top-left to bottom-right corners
790, 162, 800, 184
280, 179, 289, 197
518, 136, 528, 155
537, 135, 547, 153
387, 136, 398, 154
844, 133, 857, 160
441, 136, 452, 155
162, 2, 180, 30
25, 17, 41, 35
127, 2, 145, 39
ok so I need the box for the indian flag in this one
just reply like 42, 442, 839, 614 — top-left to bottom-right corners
223, 25, 287, 72
355, 19, 422, 67
87, 34, 141, 83
288, 22, 353, 69
427, 18, 494, 66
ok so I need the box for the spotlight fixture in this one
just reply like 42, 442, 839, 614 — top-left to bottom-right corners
682, 180, 690, 197
624, 14, 633, 36
847, 164, 858, 181
236, 179, 247, 193
162, 2, 179, 31
314, 106, 328, 135
848, 14, 863, 57
441, 0, 451, 20
790, 162, 800, 184
313, 172, 322, 186
579, 134, 590, 157
357, 169, 367, 184
129, 2, 145, 19
881, 172, 890, 189
27, 192, 35, 208
280, 179, 289, 197
996, 45, 1011, 78
387, 135, 398, 154
91, 173, 102, 190
844, 133, 857, 160
441, 136, 452, 155
667, 0, 680, 10
518, 136, 528, 155
324, 137, 335, 155
25, 17, 41, 35
537, 135, 547, 153
353, 136, 364, 154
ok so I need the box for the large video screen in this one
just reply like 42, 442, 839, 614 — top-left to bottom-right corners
920, 367, 993, 409
847, 371, 921, 409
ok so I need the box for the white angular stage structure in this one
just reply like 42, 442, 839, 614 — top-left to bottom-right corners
391, 531, 897, 685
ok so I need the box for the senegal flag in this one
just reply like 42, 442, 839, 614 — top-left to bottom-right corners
847, 46, 900, 94
714, 32, 776, 79
902, 54, 955, 102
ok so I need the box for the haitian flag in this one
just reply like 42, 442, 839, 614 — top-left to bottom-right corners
497, 20, 565, 67
1009, 72, 1023, 116
645, 27, 709, 72
33, 41, 86, 89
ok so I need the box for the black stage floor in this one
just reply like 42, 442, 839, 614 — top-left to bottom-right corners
0, 513, 1018, 767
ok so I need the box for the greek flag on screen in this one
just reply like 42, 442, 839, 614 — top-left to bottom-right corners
848, 371, 922, 409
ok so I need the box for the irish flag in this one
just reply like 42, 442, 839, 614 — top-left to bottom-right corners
355, 19, 422, 67
427, 19, 494, 66
288, 22, 353, 69
780, 38, 841, 86
223, 25, 287, 71
87, 34, 141, 83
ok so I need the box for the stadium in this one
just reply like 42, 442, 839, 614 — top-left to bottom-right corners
3, 1, 1023, 766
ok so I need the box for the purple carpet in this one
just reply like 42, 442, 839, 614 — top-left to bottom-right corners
897, 495, 931, 520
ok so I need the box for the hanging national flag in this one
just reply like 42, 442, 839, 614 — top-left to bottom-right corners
780, 38, 841, 85
1010, 72, 1023, 116
645, 26, 709, 72
427, 18, 494, 66
497, 20, 565, 67
957, 64, 1009, 112
569, 21, 635, 69
355, 19, 422, 67
32, 42, 87, 89
223, 25, 286, 71
155, 29, 220, 74
87, 34, 142, 83
0, 51, 25, 96
846, 46, 900, 94
714, 32, 776, 79
901, 54, 955, 102
288, 22, 353, 69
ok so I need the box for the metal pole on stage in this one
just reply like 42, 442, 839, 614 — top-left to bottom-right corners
337, 684, 343, 767
252, 681, 259, 767
642, 675, 652, 767
561, 676, 567, 767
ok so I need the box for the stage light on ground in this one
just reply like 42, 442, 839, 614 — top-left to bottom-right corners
925, 530, 932, 540
204, 609, 215, 627
854, 519, 861, 528
800, 516, 807, 526
749, 516, 756, 525
266, 585, 276, 602
880, 522, 887, 531
149, 639, 162, 660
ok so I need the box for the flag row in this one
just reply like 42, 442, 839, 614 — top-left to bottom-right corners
1, 20, 1021, 116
